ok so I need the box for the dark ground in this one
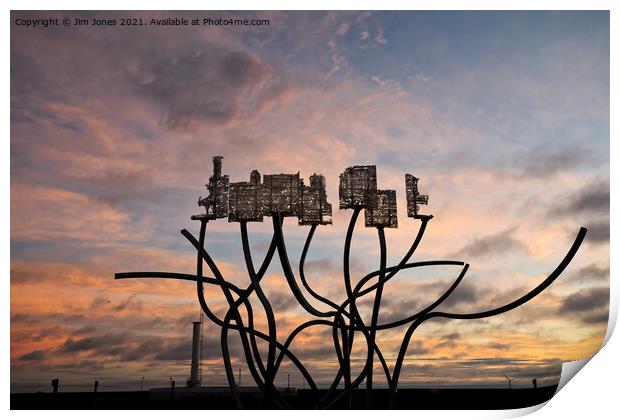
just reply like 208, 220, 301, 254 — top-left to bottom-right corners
11, 385, 557, 410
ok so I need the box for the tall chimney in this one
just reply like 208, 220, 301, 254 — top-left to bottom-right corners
213, 156, 222, 177
187, 321, 202, 388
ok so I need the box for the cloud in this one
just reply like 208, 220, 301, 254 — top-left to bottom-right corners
85, 169, 163, 207
435, 332, 461, 348
514, 145, 594, 178
437, 283, 479, 310
11, 260, 97, 286
112, 294, 144, 313
584, 220, 610, 244
326, 49, 347, 78
378, 295, 423, 324
549, 179, 609, 216
91, 296, 111, 310
371, 75, 407, 97
453, 228, 528, 258
18, 350, 45, 362
303, 258, 334, 272
375, 28, 388, 44
566, 263, 609, 284
409, 344, 432, 355
558, 287, 608, 314
53, 359, 108, 373
151, 345, 192, 362
10, 182, 151, 243
335, 23, 350, 36
60, 333, 129, 353
581, 311, 609, 325
488, 343, 510, 350
379, 280, 480, 322
269, 290, 300, 312
52, 328, 240, 364
129, 45, 274, 128
292, 340, 340, 361
408, 74, 432, 83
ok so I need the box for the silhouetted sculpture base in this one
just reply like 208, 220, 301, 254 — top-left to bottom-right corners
10, 385, 559, 410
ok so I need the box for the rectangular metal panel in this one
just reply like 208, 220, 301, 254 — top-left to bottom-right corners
299, 174, 332, 225
365, 189, 398, 228
339, 165, 378, 209
262, 173, 302, 216
405, 173, 429, 218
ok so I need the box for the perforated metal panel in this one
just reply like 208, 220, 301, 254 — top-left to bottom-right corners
299, 174, 332, 225
339, 165, 378, 209
365, 189, 398, 228
262, 173, 302, 217
192, 156, 229, 221
228, 171, 264, 222
405, 174, 429, 218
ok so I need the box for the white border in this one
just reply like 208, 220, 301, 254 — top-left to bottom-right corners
4, 2, 617, 419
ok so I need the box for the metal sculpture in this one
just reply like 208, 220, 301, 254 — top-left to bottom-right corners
115, 156, 587, 409
405, 173, 428, 218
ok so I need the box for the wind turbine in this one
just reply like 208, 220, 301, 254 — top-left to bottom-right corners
503, 374, 515, 391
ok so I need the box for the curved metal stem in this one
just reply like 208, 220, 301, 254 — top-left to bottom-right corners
183, 226, 316, 407
387, 227, 587, 408
341, 209, 360, 408
299, 224, 347, 313
194, 220, 252, 408
115, 205, 586, 411
240, 221, 278, 403
366, 226, 386, 407
186, 225, 282, 407
115, 260, 466, 332
272, 213, 336, 318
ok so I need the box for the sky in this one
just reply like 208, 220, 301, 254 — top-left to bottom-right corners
10, 10, 609, 393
